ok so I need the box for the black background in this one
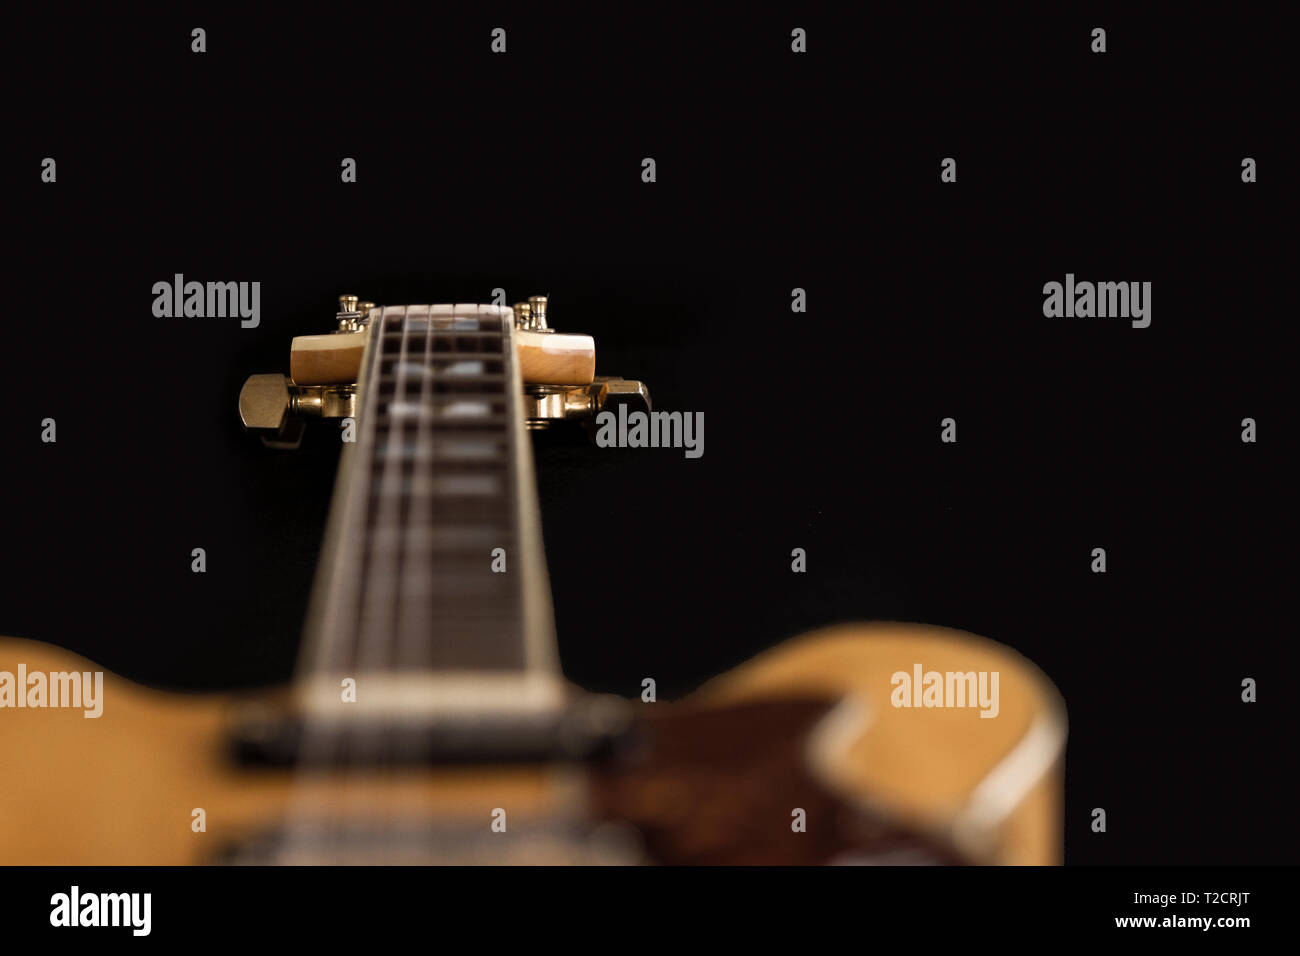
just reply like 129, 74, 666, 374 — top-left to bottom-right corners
5, 5, 1294, 866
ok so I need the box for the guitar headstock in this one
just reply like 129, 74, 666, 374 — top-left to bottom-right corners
239, 294, 650, 447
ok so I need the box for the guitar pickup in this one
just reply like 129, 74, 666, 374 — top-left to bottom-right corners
227, 692, 639, 767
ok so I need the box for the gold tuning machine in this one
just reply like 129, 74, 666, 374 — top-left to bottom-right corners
238, 374, 356, 449
524, 377, 652, 431
512, 295, 552, 332
336, 295, 374, 333
513, 295, 651, 429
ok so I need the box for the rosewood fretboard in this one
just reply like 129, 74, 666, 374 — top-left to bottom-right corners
298, 304, 559, 680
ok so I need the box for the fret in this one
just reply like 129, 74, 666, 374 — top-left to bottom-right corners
297, 304, 559, 682
374, 402, 508, 422
364, 525, 503, 550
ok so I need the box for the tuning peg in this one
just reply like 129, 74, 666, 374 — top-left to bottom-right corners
513, 295, 552, 332
336, 294, 375, 332
527, 295, 549, 331
239, 374, 356, 449
593, 377, 652, 417
512, 300, 531, 329
239, 374, 304, 449
523, 376, 651, 433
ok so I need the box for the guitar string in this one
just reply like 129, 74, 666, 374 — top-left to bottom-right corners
404, 307, 436, 674
282, 302, 390, 861
346, 304, 421, 857
385, 304, 437, 856
334, 302, 407, 856
371, 303, 414, 859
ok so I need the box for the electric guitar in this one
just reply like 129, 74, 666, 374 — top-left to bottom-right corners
0, 296, 1066, 864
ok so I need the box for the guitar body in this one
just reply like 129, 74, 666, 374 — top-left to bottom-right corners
0, 623, 1064, 865
1, 301, 1067, 865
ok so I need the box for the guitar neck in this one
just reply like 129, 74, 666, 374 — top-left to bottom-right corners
296, 304, 561, 686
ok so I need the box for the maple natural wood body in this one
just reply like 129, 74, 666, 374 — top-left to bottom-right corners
0, 623, 1064, 865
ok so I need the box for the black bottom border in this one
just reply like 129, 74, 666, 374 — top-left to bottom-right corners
3, 865, 1283, 941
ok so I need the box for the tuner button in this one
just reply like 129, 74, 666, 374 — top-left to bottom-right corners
239, 374, 291, 433
596, 378, 652, 416
239, 374, 305, 448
